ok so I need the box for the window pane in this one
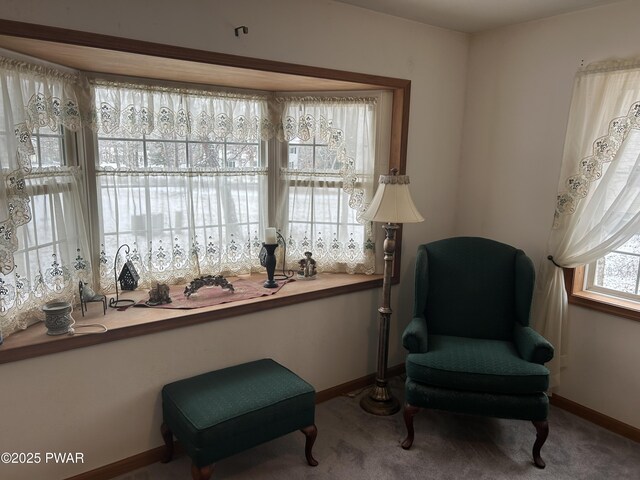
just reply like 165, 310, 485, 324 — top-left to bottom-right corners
146, 141, 187, 169
616, 234, 640, 255
288, 185, 313, 223
289, 145, 314, 170
315, 145, 339, 171
98, 139, 145, 169
313, 185, 340, 224
27, 193, 55, 246
594, 252, 640, 294
99, 176, 148, 235
39, 136, 64, 167
189, 142, 223, 168
226, 143, 260, 168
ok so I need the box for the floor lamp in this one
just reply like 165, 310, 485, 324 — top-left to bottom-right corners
360, 168, 424, 416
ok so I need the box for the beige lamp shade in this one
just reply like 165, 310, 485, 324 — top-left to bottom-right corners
362, 173, 424, 224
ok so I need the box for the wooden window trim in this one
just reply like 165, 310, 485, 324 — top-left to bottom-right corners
564, 267, 640, 322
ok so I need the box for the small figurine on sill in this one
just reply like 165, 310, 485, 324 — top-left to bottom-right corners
147, 282, 172, 306
297, 251, 317, 280
79, 281, 107, 316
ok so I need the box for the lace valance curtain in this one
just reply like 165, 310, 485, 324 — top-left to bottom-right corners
532, 59, 640, 388
91, 80, 275, 143
276, 96, 377, 274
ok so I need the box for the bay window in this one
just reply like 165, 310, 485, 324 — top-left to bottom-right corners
0, 58, 385, 338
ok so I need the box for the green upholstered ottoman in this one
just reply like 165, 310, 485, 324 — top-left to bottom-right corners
161, 358, 318, 480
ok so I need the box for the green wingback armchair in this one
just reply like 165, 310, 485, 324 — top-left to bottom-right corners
401, 237, 554, 468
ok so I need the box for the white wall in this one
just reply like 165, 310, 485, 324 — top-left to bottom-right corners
458, 0, 640, 429
0, 1, 469, 477
0, 291, 385, 479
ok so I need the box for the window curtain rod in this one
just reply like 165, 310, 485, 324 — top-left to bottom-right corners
578, 56, 640, 76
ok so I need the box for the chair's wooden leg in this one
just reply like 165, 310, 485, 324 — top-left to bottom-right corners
532, 420, 549, 469
191, 463, 214, 480
300, 424, 319, 466
160, 422, 174, 463
401, 404, 422, 450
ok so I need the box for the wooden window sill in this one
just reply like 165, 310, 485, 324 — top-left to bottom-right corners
0, 273, 383, 365
564, 268, 640, 322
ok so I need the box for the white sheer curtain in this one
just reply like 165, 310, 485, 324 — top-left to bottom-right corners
91, 81, 273, 291
0, 56, 91, 338
532, 59, 640, 388
277, 96, 377, 274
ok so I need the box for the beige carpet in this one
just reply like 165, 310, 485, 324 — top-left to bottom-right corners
115, 376, 640, 479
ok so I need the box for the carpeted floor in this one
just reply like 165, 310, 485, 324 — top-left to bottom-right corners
115, 376, 640, 479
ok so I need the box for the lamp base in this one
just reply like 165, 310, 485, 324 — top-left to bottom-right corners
360, 385, 400, 416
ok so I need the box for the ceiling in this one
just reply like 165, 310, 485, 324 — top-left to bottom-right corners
332, 0, 622, 33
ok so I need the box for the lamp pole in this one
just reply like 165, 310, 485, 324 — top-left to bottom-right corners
360, 222, 401, 415
359, 168, 423, 416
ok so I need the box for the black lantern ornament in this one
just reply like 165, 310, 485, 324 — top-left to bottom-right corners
109, 244, 138, 309
118, 259, 140, 290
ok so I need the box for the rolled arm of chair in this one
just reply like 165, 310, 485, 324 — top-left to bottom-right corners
514, 324, 554, 364
402, 316, 429, 354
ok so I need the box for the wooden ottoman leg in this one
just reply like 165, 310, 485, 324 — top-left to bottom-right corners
191, 463, 214, 480
160, 422, 174, 463
401, 404, 422, 450
300, 424, 319, 466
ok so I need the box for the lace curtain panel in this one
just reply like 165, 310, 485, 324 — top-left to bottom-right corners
0, 57, 84, 273
0, 57, 91, 337
277, 97, 377, 274
532, 59, 640, 389
92, 81, 272, 291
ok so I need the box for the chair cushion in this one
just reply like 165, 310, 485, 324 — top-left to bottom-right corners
406, 335, 549, 394
405, 380, 549, 421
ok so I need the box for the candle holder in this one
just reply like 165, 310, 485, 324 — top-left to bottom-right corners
259, 243, 278, 288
